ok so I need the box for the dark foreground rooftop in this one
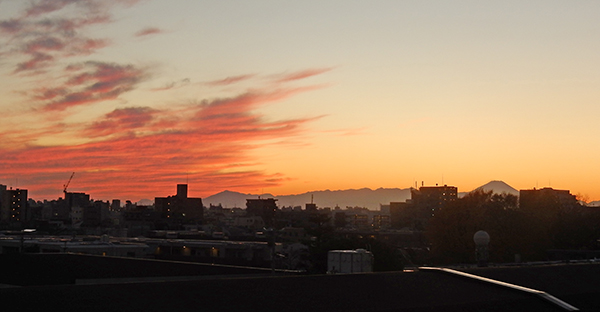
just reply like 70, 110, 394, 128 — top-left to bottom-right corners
1, 254, 598, 311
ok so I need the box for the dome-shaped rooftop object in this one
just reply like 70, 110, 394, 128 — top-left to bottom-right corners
473, 230, 490, 246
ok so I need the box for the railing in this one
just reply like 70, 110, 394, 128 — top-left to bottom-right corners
419, 266, 579, 311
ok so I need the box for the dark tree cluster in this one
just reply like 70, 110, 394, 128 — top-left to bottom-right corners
303, 213, 404, 274
426, 190, 600, 265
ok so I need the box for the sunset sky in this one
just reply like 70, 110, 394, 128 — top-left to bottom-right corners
1, 0, 599, 202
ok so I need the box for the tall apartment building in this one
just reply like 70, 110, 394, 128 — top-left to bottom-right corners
0, 185, 28, 224
411, 185, 458, 218
390, 185, 457, 230
246, 198, 278, 227
155, 184, 203, 227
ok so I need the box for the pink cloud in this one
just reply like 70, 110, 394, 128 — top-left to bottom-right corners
33, 87, 68, 101
14, 52, 54, 73
0, 19, 24, 34
85, 107, 158, 137
66, 38, 110, 56
43, 61, 149, 111
135, 27, 163, 37
0, 2, 330, 201
0, 0, 138, 74
206, 74, 256, 86
24, 0, 80, 17
0, 86, 321, 200
24, 0, 139, 18
191, 87, 322, 129
25, 37, 66, 52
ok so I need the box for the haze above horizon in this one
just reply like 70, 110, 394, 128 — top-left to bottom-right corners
1, 1, 599, 202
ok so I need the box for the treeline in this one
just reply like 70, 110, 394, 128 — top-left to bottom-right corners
426, 190, 600, 264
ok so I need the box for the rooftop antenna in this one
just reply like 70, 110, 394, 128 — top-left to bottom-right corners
311, 194, 314, 204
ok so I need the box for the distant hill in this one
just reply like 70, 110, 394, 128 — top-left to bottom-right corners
203, 190, 275, 208
204, 188, 412, 210
204, 181, 522, 210
202, 181, 519, 210
140, 180, 600, 209
276, 188, 412, 209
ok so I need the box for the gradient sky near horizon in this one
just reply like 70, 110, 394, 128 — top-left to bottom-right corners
1, 0, 599, 202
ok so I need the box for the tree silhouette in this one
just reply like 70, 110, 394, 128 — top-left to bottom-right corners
427, 189, 600, 265
427, 190, 525, 264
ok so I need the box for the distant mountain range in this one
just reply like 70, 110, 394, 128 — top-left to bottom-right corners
204, 188, 412, 210
203, 180, 522, 210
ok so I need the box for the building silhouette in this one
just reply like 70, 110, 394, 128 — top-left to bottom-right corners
246, 198, 278, 227
0, 185, 28, 225
65, 192, 90, 211
155, 184, 203, 228
111, 199, 121, 211
411, 185, 458, 217
519, 187, 578, 212
390, 185, 457, 230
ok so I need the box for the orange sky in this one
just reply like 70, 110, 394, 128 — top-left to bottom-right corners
1, 1, 599, 202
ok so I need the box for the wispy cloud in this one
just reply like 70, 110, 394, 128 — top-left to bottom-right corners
84, 107, 158, 137
151, 78, 190, 91
0, 87, 321, 199
0, 0, 133, 74
0, 1, 334, 200
206, 74, 256, 86
41, 61, 149, 111
14, 52, 54, 73
273, 68, 334, 83
134, 27, 163, 37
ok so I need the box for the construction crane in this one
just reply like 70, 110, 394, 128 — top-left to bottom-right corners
63, 172, 75, 196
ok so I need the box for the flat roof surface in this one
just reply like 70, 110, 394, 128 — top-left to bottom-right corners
2, 254, 598, 311
0, 269, 566, 312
